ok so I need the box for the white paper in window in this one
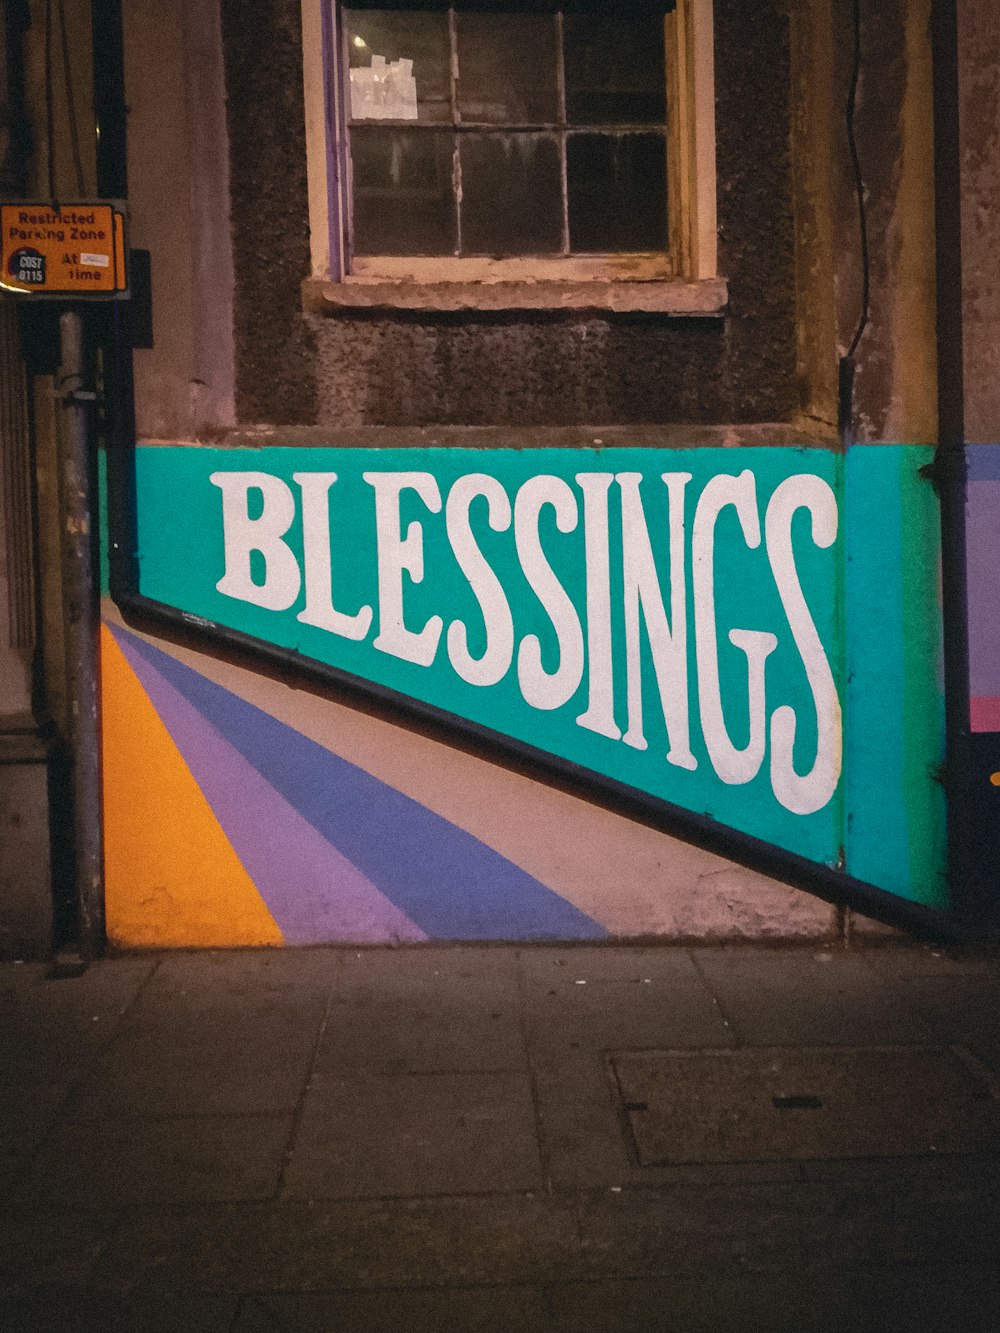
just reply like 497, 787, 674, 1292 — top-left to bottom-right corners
350, 55, 418, 121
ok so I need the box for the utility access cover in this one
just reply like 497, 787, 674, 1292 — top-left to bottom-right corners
611, 1046, 1000, 1165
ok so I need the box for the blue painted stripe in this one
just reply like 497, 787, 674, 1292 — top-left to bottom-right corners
966, 444, 1000, 481
115, 628, 608, 941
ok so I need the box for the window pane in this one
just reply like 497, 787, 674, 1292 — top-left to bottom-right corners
456, 14, 558, 125
345, 9, 450, 123
567, 132, 667, 252
563, 14, 666, 125
459, 133, 562, 255
351, 127, 456, 254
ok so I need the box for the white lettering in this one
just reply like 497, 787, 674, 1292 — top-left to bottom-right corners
692, 471, 777, 785
574, 473, 621, 742
515, 476, 584, 711
293, 472, 372, 641
210, 471, 301, 611
446, 474, 514, 687
619, 472, 697, 769
765, 475, 842, 815
363, 472, 443, 667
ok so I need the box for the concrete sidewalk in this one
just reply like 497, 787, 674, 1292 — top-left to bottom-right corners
1, 941, 999, 1331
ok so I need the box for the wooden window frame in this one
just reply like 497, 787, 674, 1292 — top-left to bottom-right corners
301, 0, 723, 313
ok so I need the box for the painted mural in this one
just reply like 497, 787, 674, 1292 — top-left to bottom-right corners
967, 445, 1000, 734
100, 443, 948, 946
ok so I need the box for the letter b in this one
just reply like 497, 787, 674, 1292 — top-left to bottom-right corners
210, 471, 301, 611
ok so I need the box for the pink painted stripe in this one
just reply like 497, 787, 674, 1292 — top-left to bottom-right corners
970, 695, 1000, 734
114, 629, 427, 944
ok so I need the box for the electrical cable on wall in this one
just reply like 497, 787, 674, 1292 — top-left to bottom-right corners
839, 0, 872, 449
57, 0, 87, 195
44, 0, 87, 204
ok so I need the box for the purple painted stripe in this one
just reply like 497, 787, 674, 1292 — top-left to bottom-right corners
112, 628, 426, 945
322, 0, 345, 280
966, 479, 1000, 695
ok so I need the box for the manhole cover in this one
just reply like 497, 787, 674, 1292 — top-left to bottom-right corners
610, 1046, 1000, 1165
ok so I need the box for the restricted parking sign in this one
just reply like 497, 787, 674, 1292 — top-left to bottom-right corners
1, 201, 128, 299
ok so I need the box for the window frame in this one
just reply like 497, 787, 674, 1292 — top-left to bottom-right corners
300, 0, 721, 311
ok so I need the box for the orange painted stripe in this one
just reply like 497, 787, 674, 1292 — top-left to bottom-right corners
100, 624, 284, 948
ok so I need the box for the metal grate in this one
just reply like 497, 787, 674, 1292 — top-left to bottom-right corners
611, 1046, 1000, 1165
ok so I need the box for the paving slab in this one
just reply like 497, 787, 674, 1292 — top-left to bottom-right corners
875, 972, 1000, 1074
337, 946, 519, 988
0, 1288, 239, 1333
574, 1182, 819, 1278
68, 1005, 324, 1116
0, 1083, 70, 1179
690, 947, 933, 1045
0, 1211, 115, 1293
318, 992, 526, 1075
796, 1152, 1000, 1185
547, 1267, 1000, 1333
573, 1173, 1000, 1278
864, 944, 1000, 980
318, 950, 526, 1075
284, 1070, 542, 1198
0, 957, 157, 1083
519, 948, 711, 985
519, 948, 732, 1058
20, 1113, 291, 1206
91, 1195, 583, 1294
136, 950, 337, 1014
235, 1285, 551, 1332
313, 947, 526, 1075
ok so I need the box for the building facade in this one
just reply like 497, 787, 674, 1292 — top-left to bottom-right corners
1, 0, 997, 954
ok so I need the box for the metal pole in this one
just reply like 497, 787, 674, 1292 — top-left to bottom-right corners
930, 0, 977, 925
57, 307, 104, 959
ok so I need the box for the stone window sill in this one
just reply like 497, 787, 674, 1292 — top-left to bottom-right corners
302, 275, 728, 317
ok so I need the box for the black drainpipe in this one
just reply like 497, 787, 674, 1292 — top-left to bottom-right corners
91, 0, 138, 603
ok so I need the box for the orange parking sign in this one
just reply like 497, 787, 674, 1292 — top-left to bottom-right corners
1, 202, 128, 299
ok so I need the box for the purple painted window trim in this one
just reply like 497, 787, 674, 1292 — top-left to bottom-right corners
321, 0, 347, 280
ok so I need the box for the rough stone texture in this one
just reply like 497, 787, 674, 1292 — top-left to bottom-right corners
309, 312, 734, 428
712, 0, 797, 425
845, 908, 904, 939
220, 0, 316, 424
222, 0, 798, 428
668, 867, 838, 940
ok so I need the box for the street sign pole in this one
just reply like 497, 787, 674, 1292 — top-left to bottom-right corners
56, 306, 104, 959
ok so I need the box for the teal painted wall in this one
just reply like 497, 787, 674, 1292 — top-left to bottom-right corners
124, 443, 947, 910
